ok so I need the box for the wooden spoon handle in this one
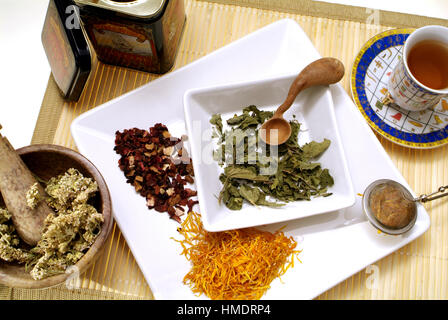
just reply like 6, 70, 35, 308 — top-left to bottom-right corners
273, 57, 345, 118
0, 130, 52, 245
274, 77, 306, 117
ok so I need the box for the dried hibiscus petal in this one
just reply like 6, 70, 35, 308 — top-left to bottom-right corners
114, 124, 198, 223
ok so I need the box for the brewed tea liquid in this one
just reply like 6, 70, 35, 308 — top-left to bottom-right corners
407, 40, 448, 90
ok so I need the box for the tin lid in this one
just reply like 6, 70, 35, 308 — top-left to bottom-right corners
41, 0, 92, 101
74, 0, 166, 19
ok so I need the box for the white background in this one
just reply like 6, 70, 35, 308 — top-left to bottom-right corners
1, 0, 447, 148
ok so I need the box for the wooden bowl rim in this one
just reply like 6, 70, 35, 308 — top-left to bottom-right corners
0, 144, 113, 289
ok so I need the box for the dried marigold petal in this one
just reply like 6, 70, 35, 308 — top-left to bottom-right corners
174, 211, 301, 300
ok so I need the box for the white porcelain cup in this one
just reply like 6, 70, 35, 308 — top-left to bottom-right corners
388, 25, 448, 112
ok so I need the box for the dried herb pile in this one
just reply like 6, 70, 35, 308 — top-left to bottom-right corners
175, 211, 301, 300
0, 168, 103, 280
114, 123, 198, 222
210, 105, 334, 210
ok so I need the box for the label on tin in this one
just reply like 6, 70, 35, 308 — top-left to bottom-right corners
92, 28, 154, 56
89, 22, 158, 70
42, 0, 77, 95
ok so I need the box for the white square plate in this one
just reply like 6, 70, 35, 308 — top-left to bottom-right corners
184, 75, 355, 231
71, 19, 430, 299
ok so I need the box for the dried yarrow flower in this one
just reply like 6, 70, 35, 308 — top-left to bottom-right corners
26, 182, 41, 209
0, 168, 103, 280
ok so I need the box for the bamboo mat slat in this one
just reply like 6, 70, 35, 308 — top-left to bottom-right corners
3, 0, 448, 300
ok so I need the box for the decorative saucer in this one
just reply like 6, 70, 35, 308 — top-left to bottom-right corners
351, 28, 448, 149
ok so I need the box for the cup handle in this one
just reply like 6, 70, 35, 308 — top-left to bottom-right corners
382, 91, 395, 106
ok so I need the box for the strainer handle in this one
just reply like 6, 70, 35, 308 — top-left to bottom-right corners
415, 185, 448, 203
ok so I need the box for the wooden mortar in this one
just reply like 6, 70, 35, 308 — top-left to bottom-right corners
0, 144, 113, 288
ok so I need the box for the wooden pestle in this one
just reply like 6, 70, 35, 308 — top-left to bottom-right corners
0, 126, 53, 245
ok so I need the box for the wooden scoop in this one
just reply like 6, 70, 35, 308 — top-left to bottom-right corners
260, 57, 345, 145
0, 126, 53, 245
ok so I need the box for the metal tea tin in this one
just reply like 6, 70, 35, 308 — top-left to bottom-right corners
74, 0, 186, 73
41, 0, 92, 101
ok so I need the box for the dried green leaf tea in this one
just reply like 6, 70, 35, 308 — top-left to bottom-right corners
210, 106, 334, 210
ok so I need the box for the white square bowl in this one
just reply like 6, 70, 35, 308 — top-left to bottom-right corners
184, 73, 356, 232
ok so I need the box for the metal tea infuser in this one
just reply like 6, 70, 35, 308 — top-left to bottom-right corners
362, 179, 448, 235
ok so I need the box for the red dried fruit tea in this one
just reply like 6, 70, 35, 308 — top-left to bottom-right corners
114, 123, 198, 222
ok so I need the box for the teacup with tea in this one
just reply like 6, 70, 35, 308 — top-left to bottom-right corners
388, 25, 448, 112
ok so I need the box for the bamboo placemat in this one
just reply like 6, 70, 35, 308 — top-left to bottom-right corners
3, 0, 448, 300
